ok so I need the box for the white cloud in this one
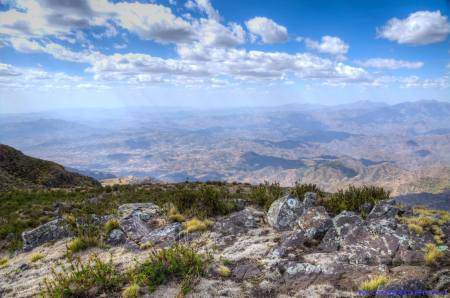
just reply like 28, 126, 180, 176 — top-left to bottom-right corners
377, 10, 450, 45
190, 0, 220, 21
9, 37, 103, 63
304, 36, 349, 56
245, 17, 288, 44
356, 58, 424, 69
195, 19, 246, 48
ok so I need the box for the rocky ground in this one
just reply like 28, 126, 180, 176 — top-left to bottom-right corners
0, 193, 449, 297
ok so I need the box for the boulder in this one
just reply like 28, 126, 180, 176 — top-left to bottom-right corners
144, 222, 181, 247
302, 192, 317, 208
118, 203, 164, 243
297, 206, 332, 240
214, 207, 264, 235
319, 211, 363, 252
267, 195, 304, 230
107, 229, 126, 245
22, 218, 73, 251
367, 202, 400, 220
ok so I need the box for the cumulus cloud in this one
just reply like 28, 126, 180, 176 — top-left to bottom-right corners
377, 10, 450, 45
304, 36, 349, 56
9, 37, 104, 63
245, 17, 288, 44
356, 58, 424, 69
187, 0, 220, 21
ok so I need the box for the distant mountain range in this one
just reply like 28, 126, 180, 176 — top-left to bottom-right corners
1, 100, 449, 195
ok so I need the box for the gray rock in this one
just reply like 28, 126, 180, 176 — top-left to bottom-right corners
214, 207, 265, 235
232, 262, 261, 280
360, 202, 374, 215
22, 218, 73, 251
376, 279, 428, 298
118, 203, 164, 243
267, 195, 304, 230
297, 206, 332, 240
368, 202, 400, 220
273, 230, 306, 258
303, 192, 317, 208
107, 229, 126, 245
319, 211, 363, 252
76, 214, 114, 227
143, 222, 181, 247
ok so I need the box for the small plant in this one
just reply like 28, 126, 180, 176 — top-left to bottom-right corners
168, 207, 185, 223
424, 243, 444, 265
41, 255, 125, 297
321, 185, 390, 215
216, 265, 231, 277
360, 274, 388, 292
104, 219, 120, 235
134, 245, 206, 294
139, 241, 153, 250
67, 236, 98, 255
183, 218, 214, 233
30, 252, 44, 263
408, 223, 423, 235
0, 256, 8, 268
122, 283, 140, 298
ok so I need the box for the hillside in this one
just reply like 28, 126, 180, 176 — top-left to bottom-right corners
0, 144, 100, 191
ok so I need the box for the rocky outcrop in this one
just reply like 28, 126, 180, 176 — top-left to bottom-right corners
267, 195, 304, 230
297, 206, 332, 240
21, 218, 72, 251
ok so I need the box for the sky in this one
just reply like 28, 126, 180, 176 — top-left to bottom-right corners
0, 0, 450, 112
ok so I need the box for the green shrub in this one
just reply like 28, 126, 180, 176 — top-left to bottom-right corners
360, 274, 388, 292
41, 255, 125, 297
170, 185, 236, 218
122, 283, 140, 298
103, 219, 120, 235
249, 181, 284, 210
290, 182, 325, 200
134, 245, 206, 294
424, 243, 444, 265
320, 185, 390, 215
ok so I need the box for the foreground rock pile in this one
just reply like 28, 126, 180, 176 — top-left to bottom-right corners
1, 193, 449, 297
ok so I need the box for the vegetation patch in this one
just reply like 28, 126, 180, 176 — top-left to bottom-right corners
0, 256, 8, 268
249, 181, 284, 210
103, 219, 120, 235
67, 236, 98, 256
399, 207, 450, 244
424, 243, 444, 265
168, 206, 185, 223
183, 218, 214, 233
30, 252, 44, 263
41, 255, 125, 297
291, 183, 325, 200
122, 283, 140, 298
320, 185, 390, 215
360, 274, 388, 292
216, 265, 231, 277
133, 245, 207, 294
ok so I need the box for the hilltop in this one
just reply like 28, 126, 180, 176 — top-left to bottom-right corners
0, 144, 101, 191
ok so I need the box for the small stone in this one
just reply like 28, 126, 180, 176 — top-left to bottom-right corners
107, 229, 126, 245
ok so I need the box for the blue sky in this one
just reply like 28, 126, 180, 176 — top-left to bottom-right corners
0, 0, 449, 112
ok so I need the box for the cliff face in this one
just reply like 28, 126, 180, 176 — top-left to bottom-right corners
0, 144, 100, 191
0, 193, 449, 297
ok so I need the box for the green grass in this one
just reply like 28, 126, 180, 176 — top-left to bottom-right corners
320, 185, 390, 215
134, 245, 207, 294
66, 236, 99, 256
41, 255, 125, 297
30, 252, 44, 263
122, 283, 140, 298
182, 218, 214, 233
0, 256, 8, 268
360, 274, 388, 292
249, 181, 284, 210
0, 182, 248, 252
424, 243, 444, 265
103, 219, 120, 235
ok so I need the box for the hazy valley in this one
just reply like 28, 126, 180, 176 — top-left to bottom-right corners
1, 100, 450, 195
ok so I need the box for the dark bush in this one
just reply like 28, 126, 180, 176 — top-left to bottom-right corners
290, 182, 325, 200
249, 181, 284, 210
320, 185, 390, 215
